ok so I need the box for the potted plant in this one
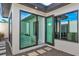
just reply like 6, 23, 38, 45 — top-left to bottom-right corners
0, 32, 4, 41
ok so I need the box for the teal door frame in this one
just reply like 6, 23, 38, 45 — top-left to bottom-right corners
45, 16, 55, 46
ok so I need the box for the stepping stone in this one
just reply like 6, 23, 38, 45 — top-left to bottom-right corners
36, 49, 46, 54
0, 50, 6, 54
27, 51, 39, 56
44, 47, 52, 51
0, 45, 5, 47
0, 46, 5, 50
0, 44, 5, 46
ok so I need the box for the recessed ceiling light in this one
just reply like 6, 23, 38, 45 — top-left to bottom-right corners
35, 6, 38, 9
42, 3, 52, 6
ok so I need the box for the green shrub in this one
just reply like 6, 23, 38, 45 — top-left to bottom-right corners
0, 32, 4, 40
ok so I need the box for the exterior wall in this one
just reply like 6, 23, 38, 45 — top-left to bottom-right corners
0, 23, 8, 38
11, 3, 79, 55
11, 4, 45, 55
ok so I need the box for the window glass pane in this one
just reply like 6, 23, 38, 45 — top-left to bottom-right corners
46, 16, 54, 45
68, 11, 77, 42
20, 10, 37, 49
21, 11, 31, 20
68, 12, 77, 32
60, 11, 78, 42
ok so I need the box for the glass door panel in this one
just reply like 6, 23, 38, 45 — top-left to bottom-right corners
20, 10, 37, 49
56, 11, 78, 42
45, 16, 54, 45
60, 20, 68, 40
68, 11, 78, 42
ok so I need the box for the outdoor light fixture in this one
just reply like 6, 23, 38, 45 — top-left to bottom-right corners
35, 6, 38, 9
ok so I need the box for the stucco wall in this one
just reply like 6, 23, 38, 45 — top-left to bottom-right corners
0, 23, 8, 38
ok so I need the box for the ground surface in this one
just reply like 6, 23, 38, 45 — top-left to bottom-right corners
0, 40, 6, 56
6, 41, 73, 56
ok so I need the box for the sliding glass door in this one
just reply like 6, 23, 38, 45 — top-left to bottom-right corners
20, 10, 38, 49
67, 11, 78, 42
45, 16, 54, 45
55, 11, 78, 42
60, 17, 69, 40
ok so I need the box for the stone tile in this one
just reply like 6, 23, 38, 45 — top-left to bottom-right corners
44, 47, 52, 51
27, 51, 39, 56
36, 49, 46, 54
0, 50, 6, 54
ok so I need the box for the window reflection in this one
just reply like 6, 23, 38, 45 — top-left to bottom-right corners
55, 11, 78, 42
20, 10, 37, 49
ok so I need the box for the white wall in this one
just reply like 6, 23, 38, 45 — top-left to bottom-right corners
0, 23, 8, 38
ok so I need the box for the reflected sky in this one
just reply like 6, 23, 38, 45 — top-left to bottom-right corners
61, 11, 77, 22
21, 11, 31, 20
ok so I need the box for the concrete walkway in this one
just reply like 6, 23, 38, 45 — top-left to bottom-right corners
54, 39, 79, 56
0, 40, 6, 56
